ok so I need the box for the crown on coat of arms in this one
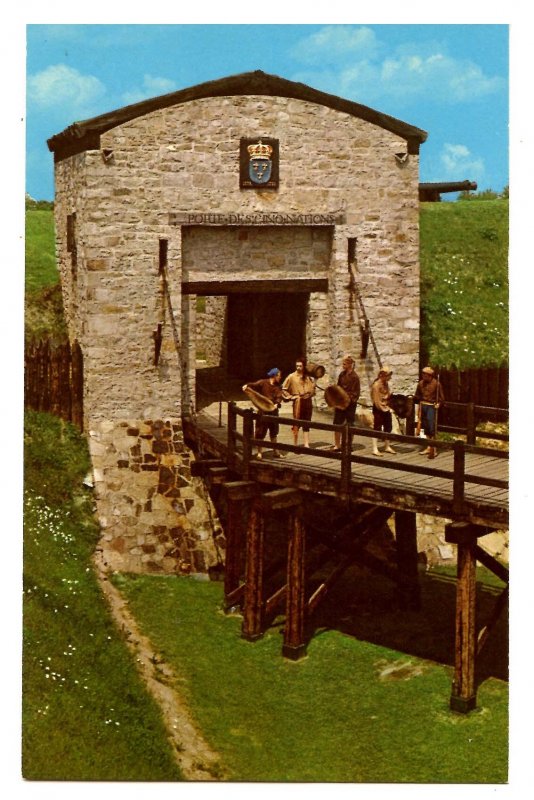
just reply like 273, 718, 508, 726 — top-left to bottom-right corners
247, 139, 273, 159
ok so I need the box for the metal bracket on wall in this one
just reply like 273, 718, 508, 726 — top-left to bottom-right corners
153, 323, 163, 366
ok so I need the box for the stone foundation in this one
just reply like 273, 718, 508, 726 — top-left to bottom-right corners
88, 418, 225, 574
401, 514, 509, 568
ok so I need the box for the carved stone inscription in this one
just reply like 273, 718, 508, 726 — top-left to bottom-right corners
169, 211, 344, 225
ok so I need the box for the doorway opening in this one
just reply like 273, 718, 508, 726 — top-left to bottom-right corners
227, 292, 307, 379
195, 291, 309, 409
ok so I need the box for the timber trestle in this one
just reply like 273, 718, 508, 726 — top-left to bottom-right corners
186, 404, 509, 713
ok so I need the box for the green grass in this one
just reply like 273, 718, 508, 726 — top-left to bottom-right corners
114, 571, 508, 783
23, 410, 183, 781
25, 209, 57, 293
420, 200, 509, 368
25, 209, 67, 344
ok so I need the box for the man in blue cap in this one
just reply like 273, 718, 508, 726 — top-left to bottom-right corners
242, 368, 284, 459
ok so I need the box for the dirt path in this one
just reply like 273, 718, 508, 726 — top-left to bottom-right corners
93, 548, 226, 781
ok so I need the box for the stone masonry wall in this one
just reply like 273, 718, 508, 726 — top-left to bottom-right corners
88, 417, 225, 574
55, 94, 421, 418
389, 515, 509, 569
54, 92, 422, 572
196, 296, 227, 367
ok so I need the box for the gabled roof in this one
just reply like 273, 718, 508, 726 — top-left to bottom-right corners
47, 70, 427, 161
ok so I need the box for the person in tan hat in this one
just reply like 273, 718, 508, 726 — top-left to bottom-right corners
330, 354, 361, 451
414, 366, 445, 456
370, 366, 396, 456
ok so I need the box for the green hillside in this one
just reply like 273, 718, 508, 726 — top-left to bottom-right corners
420, 199, 508, 368
25, 207, 57, 292
25, 201, 509, 368
25, 208, 66, 343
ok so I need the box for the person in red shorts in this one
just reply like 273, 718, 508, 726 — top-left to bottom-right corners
282, 357, 316, 448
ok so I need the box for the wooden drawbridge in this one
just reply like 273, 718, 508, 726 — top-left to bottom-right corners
184, 400, 509, 713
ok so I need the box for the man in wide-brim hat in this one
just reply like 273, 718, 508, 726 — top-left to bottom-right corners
370, 365, 396, 456
242, 367, 284, 459
414, 366, 445, 456
330, 354, 361, 451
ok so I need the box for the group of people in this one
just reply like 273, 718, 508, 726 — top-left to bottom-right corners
242, 357, 444, 459
242, 357, 315, 459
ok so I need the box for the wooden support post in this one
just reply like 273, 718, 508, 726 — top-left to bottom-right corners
241, 489, 303, 647
283, 501, 307, 661
466, 402, 476, 445
452, 440, 466, 515
222, 482, 256, 612
395, 510, 421, 611
405, 396, 415, 437
445, 521, 479, 713
241, 497, 265, 641
340, 424, 352, 497
242, 409, 254, 479
227, 402, 237, 468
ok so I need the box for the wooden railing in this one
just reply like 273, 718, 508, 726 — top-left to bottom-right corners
437, 401, 508, 445
226, 402, 508, 517
438, 366, 508, 410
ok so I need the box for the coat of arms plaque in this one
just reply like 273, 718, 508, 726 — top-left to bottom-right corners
240, 137, 279, 190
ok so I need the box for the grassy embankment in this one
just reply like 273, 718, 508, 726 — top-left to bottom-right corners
25, 208, 67, 343
113, 568, 507, 783
420, 199, 508, 369
23, 200, 508, 781
23, 410, 184, 780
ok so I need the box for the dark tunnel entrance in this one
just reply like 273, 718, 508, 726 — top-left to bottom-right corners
194, 290, 309, 409
226, 292, 308, 380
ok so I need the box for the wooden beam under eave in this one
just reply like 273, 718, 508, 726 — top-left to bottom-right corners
181, 278, 329, 295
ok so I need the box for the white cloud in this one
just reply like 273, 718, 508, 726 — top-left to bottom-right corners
27, 64, 106, 113
121, 75, 177, 105
291, 25, 380, 66
440, 143, 485, 179
290, 26, 505, 106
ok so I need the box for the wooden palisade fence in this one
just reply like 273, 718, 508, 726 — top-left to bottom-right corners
438, 366, 508, 431
438, 366, 508, 409
24, 339, 83, 430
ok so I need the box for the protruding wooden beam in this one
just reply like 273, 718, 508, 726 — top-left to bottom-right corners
445, 522, 491, 545
207, 466, 230, 485
257, 488, 302, 513
190, 458, 224, 477
222, 481, 258, 501
182, 278, 329, 295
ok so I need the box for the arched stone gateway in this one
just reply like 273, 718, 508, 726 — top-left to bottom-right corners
48, 70, 427, 574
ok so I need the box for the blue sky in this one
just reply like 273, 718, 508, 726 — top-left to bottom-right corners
26, 22, 509, 201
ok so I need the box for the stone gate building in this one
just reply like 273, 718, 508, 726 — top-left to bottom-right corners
47, 70, 428, 574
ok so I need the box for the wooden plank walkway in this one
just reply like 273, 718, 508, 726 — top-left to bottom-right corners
184, 400, 508, 529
